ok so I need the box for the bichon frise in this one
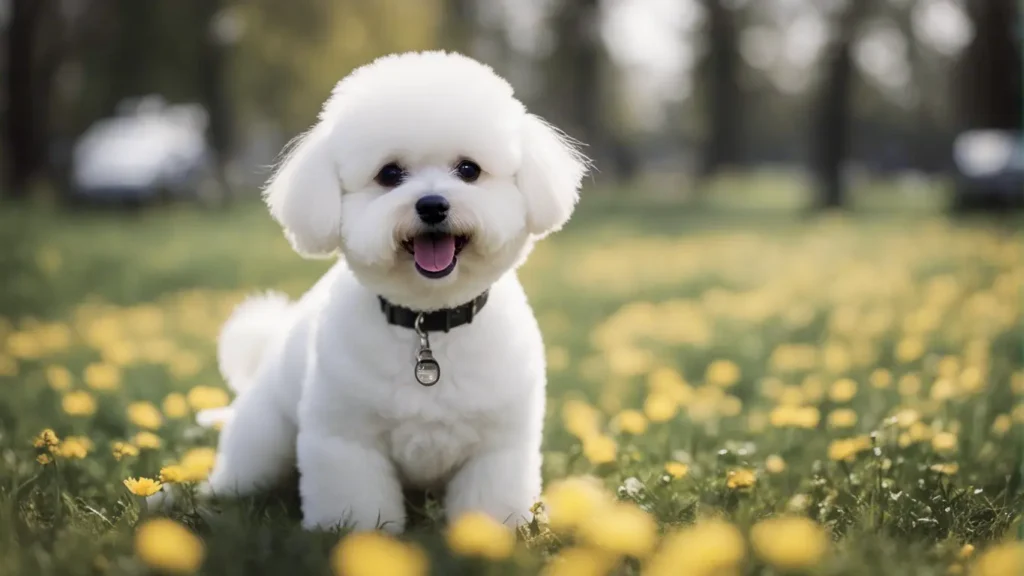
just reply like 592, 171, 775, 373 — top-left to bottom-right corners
183, 51, 587, 533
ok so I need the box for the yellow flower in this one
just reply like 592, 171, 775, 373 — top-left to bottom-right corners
56, 436, 92, 459
543, 476, 610, 532
133, 431, 163, 450
160, 465, 188, 483
770, 405, 820, 429
614, 409, 648, 435
645, 519, 745, 576
828, 378, 858, 403
869, 368, 892, 389
180, 447, 217, 481
562, 399, 602, 439
706, 359, 741, 387
62, 390, 97, 416
765, 455, 787, 474
331, 531, 427, 576
990, 414, 1012, 437
828, 436, 872, 462
45, 365, 73, 390
827, 408, 858, 429
541, 547, 616, 576
664, 461, 689, 479
112, 441, 139, 461
959, 543, 975, 560
446, 512, 516, 560
932, 432, 958, 453
163, 392, 190, 418
33, 428, 60, 449
186, 386, 231, 411
577, 501, 657, 557
898, 373, 922, 396
84, 362, 121, 391
0, 354, 18, 376
726, 468, 756, 490
896, 338, 925, 363
894, 408, 920, 428
127, 401, 163, 430
930, 463, 959, 475
546, 346, 570, 372
750, 516, 828, 570
643, 392, 678, 422
972, 543, 1023, 576
135, 518, 205, 574
123, 477, 163, 497
37, 454, 52, 465
582, 435, 617, 465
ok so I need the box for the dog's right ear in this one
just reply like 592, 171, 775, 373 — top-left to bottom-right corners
263, 125, 342, 258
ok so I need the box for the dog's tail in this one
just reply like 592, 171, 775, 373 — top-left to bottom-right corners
217, 291, 293, 394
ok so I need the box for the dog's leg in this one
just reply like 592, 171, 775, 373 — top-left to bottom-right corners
297, 432, 406, 533
205, 389, 298, 496
445, 448, 540, 528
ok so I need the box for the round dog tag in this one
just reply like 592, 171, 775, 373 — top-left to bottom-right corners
415, 359, 440, 386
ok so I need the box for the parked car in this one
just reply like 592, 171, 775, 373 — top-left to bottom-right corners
70, 96, 225, 206
951, 129, 1024, 212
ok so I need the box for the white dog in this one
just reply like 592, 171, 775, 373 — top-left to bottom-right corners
181, 51, 587, 533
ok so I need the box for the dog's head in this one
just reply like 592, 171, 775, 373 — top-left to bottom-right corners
263, 51, 588, 310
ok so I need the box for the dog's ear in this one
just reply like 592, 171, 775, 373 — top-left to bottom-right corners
517, 114, 589, 237
263, 125, 342, 258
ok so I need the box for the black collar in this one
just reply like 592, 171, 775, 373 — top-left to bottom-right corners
379, 291, 489, 333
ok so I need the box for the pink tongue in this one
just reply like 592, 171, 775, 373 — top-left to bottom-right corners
413, 235, 456, 272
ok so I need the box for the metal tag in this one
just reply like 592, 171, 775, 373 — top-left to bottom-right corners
413, 314, 440, 386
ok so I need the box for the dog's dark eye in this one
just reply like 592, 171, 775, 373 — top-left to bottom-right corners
455, 159, 481, 183
375, 162, 406, 188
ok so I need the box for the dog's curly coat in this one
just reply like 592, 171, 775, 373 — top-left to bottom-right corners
164, 51, 587, 533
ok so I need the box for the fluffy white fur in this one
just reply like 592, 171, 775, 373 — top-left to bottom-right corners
162, 51, 588, 533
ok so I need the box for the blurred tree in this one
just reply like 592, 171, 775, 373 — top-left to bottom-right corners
810, 0, 875, 210
697, 0, 743, 178
441, 0, 476, 56
957, 0, 1022, 131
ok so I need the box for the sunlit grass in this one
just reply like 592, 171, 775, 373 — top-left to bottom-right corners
0, 195, 1021, 576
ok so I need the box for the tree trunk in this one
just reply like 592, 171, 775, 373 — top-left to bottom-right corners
442, 0, 475, 56
199, 0, 234, 202
958, 0, 1022, 131
811, 1, 873, 210
699, 0, 741, 178
3, 0, 51, 199
549, 0, 604, 169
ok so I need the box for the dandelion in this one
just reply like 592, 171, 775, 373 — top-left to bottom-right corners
828, 436, 872, 462
577, 501, 657, 557
990, 414, 1012, 437
645, 519, 745, 576
446, 512, 516, 560
160, 465, 188, 484
930, 378, 957, 401
186, 386, 231, 411
828, 378, 858, 402
112, 441, 139, 461
827, 408, 858, 429
613, 409, 648, 435
870, 368, 892, 389
62, 390, 97, 416
582, 435, 617, 465
45, 365, 73, 390
127, 401, 163, 430
931, 432, 958, 453
562, 399, 601, 439
643, 392, 678, 422
84, 362, 121, 391
542, 476, 610, 532
546, 346, 570, 372
898, 373, 922, 396
0, 354, 17, 376
958, 544, 975, 560
664, 461, 689, 479
331, 531, 427, 576
37, 454, 52, 465
133, 431, 163, 450
726, 468, 756, 490
896, 338, 925, 363
751, 516, 828, 570
894, 408, 920, 428
765, 455, 787, 474
134, 518, 204, 574
706, 359, 740, 387
930, 463, 959, 475
541, 547, 616, 576
180, 447, 217, 481
124, 477, 163, 497
162, 392, 190, 418
971, 543, 1023, 576
33, 428, 60, 450
56, 436, 92, 459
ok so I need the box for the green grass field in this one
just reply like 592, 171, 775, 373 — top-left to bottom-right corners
0, 193, 1021, 576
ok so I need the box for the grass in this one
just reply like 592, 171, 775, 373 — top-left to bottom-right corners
0, 189, 1021, 576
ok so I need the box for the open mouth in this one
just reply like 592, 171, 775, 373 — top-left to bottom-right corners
401, 233, 469, 279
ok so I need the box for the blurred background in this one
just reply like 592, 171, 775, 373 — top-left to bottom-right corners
1, 0, 1021, 211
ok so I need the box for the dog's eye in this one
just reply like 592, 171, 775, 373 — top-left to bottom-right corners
454, 159, 481, 183
375, 163, 406, 188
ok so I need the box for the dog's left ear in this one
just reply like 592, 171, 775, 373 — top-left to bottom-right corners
517, 114, 589, 237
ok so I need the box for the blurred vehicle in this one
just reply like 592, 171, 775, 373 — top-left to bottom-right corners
70, 96, 226, 206
951, 129, 1024, 212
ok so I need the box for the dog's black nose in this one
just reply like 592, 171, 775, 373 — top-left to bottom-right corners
415, 195, 450, 225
